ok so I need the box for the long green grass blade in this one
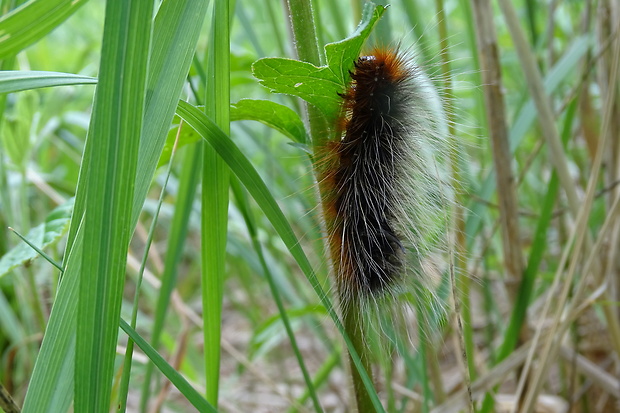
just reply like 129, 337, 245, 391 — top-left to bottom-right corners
119, 319, 218, 413
21, 222, 83, 413
75, 1, 153, 411
230, 177, 323, 412
22, 0, 208, 411
0, 0, 88, 59
132, 0, 208, 221
202, 0, 230, 405
0, 71, 96, 94
118, 130, 180, 412
176, 100, 385, 413
140, 144, 202, 412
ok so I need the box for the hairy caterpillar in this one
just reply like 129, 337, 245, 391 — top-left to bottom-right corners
319, 47, 450, 307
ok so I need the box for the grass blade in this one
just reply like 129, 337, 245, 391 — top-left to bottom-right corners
230, 177, 323, 412
22, 0, 208, 410
21, 221, 83, 413
0, 71, 96, 94
139, 143, 202, 412
119, 319, 217, 413
0, 0, 88, 59
74, 1, 153, 411
202, 0, 230, 405
176, 100, 385, 413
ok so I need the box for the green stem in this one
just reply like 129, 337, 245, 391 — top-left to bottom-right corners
285, 0, 329, 149
342, 302, 373, 413
284, 2, 379, 411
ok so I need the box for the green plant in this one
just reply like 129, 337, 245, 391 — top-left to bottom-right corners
1, 0, 618, 412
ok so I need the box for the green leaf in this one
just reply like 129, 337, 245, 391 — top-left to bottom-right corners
251, 58, 342, 119
140, 145, 202, 411
132, 0, 208, 221
230, 99, 308, 144
231, 170, 323, 411
22, 0, 209, 411
251, 3, 386, 120
22, 220, 83, 413
324, 3, 387, 85
0, 289, 24, 343
0, 0, 89, 59
201, 0, 232, 406
158, 99, 309, 168
176, 99, 385, 413
0, 198, 73, 278
74, 0, 153, 411
0, 71, 97, 94
119, 319, 217, 413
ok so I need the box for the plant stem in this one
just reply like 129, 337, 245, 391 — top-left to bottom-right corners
285, 0, 329, 148
342, 301, 374, 413
285, 2, 378, 410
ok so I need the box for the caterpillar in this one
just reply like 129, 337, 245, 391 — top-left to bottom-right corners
319, 47, 450, 306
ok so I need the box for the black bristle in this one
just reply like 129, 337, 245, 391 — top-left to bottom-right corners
331, 53, 412, 296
